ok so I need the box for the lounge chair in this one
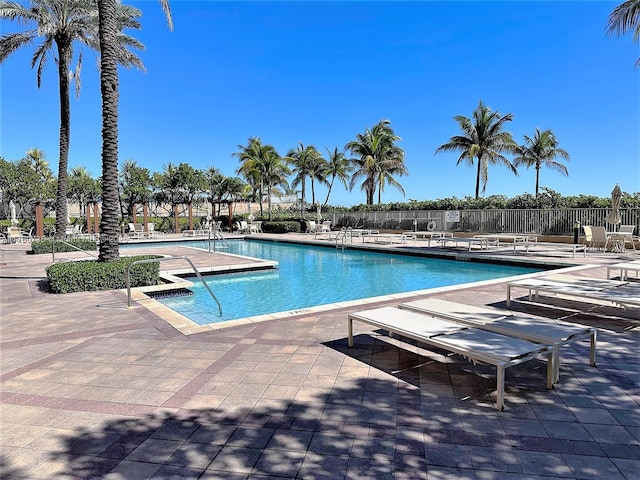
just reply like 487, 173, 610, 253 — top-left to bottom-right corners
435, 236, 500, 251
398, 298, 597, 383
348, 306, 554, 410
607, 260, 640, 281
235, 221, 250, 234
249, 221, 263, 234
305, 220, 319, 234
506, 275, 640, 309
617, 225, 638, 251
128, 223, 145, 239
582, 225, 610, 252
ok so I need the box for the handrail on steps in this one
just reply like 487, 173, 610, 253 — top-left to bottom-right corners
206, 227, 226, 252
335, 227, 349, 250
51, 236, 99, 262
126, 256, 222, 316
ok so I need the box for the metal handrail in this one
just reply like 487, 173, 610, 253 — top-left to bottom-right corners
335, 227, 348, 250
207, 227, 226, 252
126, 256, 222, 316
50, 236, 99, 263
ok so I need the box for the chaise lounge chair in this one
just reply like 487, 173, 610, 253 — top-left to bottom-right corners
397, 298, 597, 384
506, 275, 640, 309
582, 225, 610, 252
347, 306, 554, 410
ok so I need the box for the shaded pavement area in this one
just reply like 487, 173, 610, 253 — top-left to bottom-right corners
0, 236, 638, 479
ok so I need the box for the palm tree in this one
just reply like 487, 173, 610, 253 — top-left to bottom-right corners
286, 142, 317, 210
235, 138, 289, 220
513, 128, 570, 197
25, 148, 53, 185
346, 119, 406, 205
0, 0, 144, 238
234, 137, 270, 217
69, 165, 100, 219
322, 147, 353, 206
96, 0, 172, 262
607, 0, 640, 67
286, 142, 327, 209
435, 101, 518, 199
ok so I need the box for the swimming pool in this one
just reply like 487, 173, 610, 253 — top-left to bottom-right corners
128, 239, 542, 325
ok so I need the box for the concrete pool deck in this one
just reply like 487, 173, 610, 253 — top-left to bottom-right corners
0, 234, 638, 479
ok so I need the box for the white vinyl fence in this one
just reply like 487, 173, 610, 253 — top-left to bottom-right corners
330, 208, 640, 236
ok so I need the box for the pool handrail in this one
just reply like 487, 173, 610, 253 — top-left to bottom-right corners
50, 236, 99, 263
126, 256, 223, 316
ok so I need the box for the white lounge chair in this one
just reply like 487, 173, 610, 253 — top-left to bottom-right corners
398, 298, 597, 384
582, 225, 610, 252
249, 221, 263, 234
506, 276, 640, 309
607, 260, 640, 281
347, 306, 554, 410
235, 221, 250, 234
617, 225, 638, 251
305, 220, 319, 234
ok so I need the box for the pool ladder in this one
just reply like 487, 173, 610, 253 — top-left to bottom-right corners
335, 227, 351, 250
126, 256, 222, 316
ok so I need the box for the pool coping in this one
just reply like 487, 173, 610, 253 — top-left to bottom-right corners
126, 239, 597, 335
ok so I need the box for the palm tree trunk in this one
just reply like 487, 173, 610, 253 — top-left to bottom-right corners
323, 177, 335, 206
310, 179, 315, 207
98, 0, 121, 262
55, 40, 71, 236
475, 157, 481, 199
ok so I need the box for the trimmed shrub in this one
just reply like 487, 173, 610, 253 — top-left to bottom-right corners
262, 221, 301, 234
46, 255, 160, 294
31, 238, 98, 255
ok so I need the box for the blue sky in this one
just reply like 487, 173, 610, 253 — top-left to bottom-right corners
1, 0, 638, 206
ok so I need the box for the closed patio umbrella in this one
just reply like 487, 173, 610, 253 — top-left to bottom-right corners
605, 184, 622, 228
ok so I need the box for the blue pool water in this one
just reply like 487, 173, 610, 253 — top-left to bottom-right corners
127, 239, 541, 325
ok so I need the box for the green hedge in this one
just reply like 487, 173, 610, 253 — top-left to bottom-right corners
262, 221, 301, 234
31, 238, 98, 255
46, 255, 160, 294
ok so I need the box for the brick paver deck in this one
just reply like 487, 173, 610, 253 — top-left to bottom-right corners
0, 235, 638, 479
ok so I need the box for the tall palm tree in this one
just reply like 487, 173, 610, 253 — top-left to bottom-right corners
513, 128, 569, 197
69, 165, 100, 218
0, 0, 143, 237
287, 142, 327, 208
435, 101, 518, 199
234, 137, 269, 217
25, 148, 53, 184
235, 138, 289, 220
286, 142, 318, 210
607, 0, 640, 67
346, 119, 406, 205
96, 0, 172, 262
260, 149, 290, 220
322, 147, 353, 206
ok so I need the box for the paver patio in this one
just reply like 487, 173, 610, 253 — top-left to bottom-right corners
0, 235, 638, 479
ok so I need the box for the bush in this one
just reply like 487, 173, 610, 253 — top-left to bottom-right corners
46, 255, 160, 294
31, 238, 98, 255
262, 221, 301, 234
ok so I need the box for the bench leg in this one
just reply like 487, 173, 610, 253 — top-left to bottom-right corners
348, 318, 354, 347
496, 366, 505, 411
549, 350, 557, 387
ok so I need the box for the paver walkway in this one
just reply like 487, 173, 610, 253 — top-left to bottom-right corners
0, 236, 638, 479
